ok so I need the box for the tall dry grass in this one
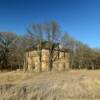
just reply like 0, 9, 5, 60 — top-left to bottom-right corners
0, 70, 100, 100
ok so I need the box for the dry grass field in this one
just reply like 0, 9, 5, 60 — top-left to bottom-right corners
0, 70, 100, 100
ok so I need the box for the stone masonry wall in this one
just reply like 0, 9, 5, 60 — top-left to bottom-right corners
25, 49, 69, 72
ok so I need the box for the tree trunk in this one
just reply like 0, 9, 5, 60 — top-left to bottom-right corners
37, 43, 42, 72
48, 51, 53, 71
48, 59, 53, 71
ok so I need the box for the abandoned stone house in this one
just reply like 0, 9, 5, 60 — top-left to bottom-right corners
24, 43, 70, 72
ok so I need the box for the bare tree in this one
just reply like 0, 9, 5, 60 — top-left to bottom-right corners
0, 32, 17, 70
44, 21, 61, 71
26, 24, 44, 72
61, 33, 77, 68
61, 32, 100, 70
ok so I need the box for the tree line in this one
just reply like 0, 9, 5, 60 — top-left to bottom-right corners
61, 33, 100, 69
0, 21, 100, 71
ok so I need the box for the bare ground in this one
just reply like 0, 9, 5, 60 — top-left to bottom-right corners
0, 70, 100, 100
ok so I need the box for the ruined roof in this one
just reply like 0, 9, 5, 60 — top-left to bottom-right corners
26, 41, 69, 52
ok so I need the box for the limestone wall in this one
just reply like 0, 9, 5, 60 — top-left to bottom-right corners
25, 49, 70, 72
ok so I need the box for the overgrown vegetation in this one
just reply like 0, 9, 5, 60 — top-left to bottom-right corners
0, 21, 100, 71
